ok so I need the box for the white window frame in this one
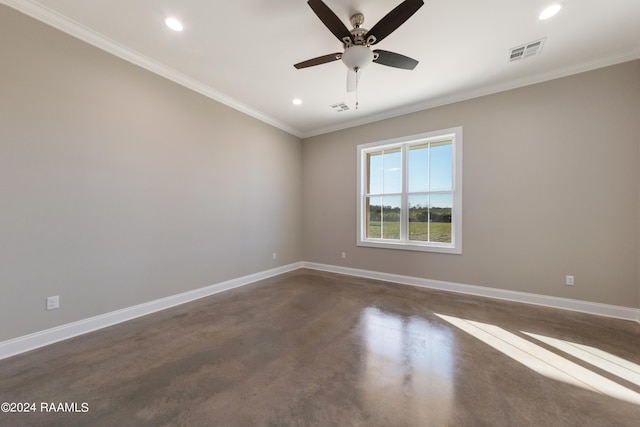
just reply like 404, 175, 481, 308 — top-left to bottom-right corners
356, 127, 462, 254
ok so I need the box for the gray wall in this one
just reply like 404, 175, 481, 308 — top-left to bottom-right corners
0, 6, 303, 341
2, 4, 638, 345
303, 60, 640, 309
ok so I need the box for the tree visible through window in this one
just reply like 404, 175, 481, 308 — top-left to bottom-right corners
357, 128, 462, 254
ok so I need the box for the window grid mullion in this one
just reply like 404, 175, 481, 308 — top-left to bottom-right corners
401, 144, 408, 243
427, 141, 431, 243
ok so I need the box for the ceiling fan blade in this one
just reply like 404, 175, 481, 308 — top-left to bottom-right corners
365, 0, 424, 45
373, 49, 419, 70
294, 53, 342, 69
347, 69, 360, 92
307, 0, 353, 44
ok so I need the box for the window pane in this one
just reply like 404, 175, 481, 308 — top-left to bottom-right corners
367, 152, 383, 194
381, 196, 401, 240
366, 196, 401, 240
430, 141, 453, 191
430, 193, 452, 243
383, 148, 402, 194
366, 196, 382, 239
408, 144, 429, 193
408, 195, 429, 241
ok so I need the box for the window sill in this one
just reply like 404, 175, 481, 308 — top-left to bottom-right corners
357, 240, 462, 254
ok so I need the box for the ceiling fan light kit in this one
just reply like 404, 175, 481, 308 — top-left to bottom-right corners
341, 45, 374, 71
294, 0, 424, 105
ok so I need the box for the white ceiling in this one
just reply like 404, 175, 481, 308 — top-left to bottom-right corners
3, 0, 640, 138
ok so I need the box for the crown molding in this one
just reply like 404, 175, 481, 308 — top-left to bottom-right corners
301, 48, 640, 138
3, 1, 638, 141
0, 0, 304, 138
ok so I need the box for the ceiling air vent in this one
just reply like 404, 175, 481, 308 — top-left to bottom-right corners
508, 38, 546, 62
331, 102, 350, 112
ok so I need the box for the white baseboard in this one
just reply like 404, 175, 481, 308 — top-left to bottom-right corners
0, 262, 303, 361
302, 262, 640, 323
2, 261, 638, 361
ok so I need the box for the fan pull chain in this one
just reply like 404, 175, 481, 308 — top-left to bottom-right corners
355, 68, 359, 110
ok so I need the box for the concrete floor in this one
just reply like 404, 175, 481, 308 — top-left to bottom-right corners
1, 269, 639, 426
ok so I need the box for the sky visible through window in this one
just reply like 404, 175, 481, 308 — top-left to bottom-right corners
368, 141, 453, 209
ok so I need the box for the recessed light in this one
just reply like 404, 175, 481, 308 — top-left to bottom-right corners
539, 4, 561, 20
292, 99, 303, 105
165, 17, 183, 32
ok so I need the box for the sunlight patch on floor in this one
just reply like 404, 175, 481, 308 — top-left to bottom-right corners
523, 332, 640, 388
435, 314, 640, 406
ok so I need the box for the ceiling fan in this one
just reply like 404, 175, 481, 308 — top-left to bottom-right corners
294, 0, 424, 95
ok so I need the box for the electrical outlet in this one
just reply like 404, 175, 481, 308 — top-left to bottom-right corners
341, 252, 346, 259
46, 296, 60, 310
272, 252, 277, 260
565, 275, 574, 286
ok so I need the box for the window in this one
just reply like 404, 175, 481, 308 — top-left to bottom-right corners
357, 127, 462, 254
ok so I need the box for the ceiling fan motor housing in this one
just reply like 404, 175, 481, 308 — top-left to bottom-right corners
348, 14, 377, 46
